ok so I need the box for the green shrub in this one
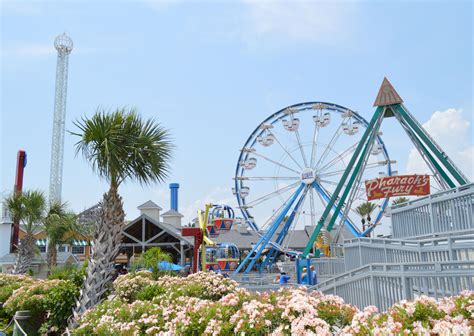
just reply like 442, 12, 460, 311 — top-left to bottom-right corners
48, 261, 87, 287
0, 274, 36, 304
113, 271, 155, 302
132, 247, 172, 275
136, 284, 166, 301
0, 274, 36, 321
40, 280, 78, 333
3, 279, 79, 335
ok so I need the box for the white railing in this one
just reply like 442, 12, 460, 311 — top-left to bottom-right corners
344, 235, 474, 271
312, 261, 474, 311
278, 258, 346, 279
391, 183, 474, 239
312, 258, 346, 277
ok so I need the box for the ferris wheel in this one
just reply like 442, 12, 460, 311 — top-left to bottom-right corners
233, 102, 393, 253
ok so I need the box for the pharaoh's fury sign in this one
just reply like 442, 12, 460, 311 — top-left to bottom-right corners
365, 175, 430, 201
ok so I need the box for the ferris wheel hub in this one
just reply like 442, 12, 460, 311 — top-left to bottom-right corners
300, 167, 317, 185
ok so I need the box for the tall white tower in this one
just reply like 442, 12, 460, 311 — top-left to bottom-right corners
49, 33, 73, 202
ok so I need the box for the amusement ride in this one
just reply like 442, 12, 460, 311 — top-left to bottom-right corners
232, 78, 470, 275
183, 203, 240, 273
185, 78, 470, 284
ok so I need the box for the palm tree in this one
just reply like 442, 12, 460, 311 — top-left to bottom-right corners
392, 196, 410, 207
6, 190, 46, 274
70, 107, 172, 321
355, 201, 377, 236
43, 201, 76, 274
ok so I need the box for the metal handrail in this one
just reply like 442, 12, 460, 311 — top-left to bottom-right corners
311, 261, 474, 310
391, 183, 474, 211
343, 234, 474, 271
315, 260, 474, 288
13, 318, 27, 336
390, 184, 473, 239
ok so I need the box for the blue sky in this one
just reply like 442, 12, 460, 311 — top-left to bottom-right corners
1, 0, 472, 233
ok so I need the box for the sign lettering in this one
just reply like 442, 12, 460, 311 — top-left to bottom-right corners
364, 174, 430, 200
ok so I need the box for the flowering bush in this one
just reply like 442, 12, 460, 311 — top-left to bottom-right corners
340, 291, 474, 335
0, 273, 38, 333
113, 271, 238, 304
48, 261, 88, 287
113, 271, 155, 302
3, 277, 79, 334
73, 272, 474, 336
0, 273, 36, 305
154, 271, 239, 301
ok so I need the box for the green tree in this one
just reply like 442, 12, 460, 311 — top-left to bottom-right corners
135, 247, 172, 275
355, 201, 377, 236
6, 190, 46, 274
43, 201, 77, 274
70, 107, 172, 321
392, 196, 410, 207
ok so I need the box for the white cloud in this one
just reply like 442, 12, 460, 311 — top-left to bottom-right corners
240, 0, 357, 45
180, 186, 237, 226
2, 44, 55, 58
406, 108, 473, 181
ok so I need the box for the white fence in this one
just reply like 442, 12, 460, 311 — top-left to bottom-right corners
344, 235, 474, 271
391, 183, 474, 239
312, 258, 346, 277
278, 258, 346, 279
312, 261, 474, 311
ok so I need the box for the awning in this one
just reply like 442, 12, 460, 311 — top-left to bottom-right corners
158, 261, 183, 271
72, 240, 88, 246
36, 239, 47, 246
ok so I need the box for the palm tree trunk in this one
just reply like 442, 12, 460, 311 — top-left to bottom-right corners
13, 233, 36, 274
47, 242, 58, 275
71, 187, 125, 325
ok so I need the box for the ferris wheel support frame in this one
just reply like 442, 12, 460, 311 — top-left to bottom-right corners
234, 184, 305, 274
301, 77, 470, 258
259, 187, 309, 272
258, 181, 364, 272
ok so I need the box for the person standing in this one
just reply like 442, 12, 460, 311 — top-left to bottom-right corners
310, 265, 317, 285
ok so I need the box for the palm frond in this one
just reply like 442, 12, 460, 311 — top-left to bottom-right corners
44, 201, 77, 245
355, 201, 377, 217
392, 196, 410, 206
71, 107, 173, 188
5, 190, 46, 233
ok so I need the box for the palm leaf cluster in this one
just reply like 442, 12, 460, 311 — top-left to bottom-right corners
7, 190, 46, 274
44, 201, 77, 274
392, 196, 410, 206
355, 201, 377, 236
5, 191, 78, 274
72, 108, 172, 188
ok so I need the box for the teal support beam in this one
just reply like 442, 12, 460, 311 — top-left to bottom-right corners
312, 182, 361, 237
325, 108, 385, 234
302, 106, 385, 257
396, 105, 469, 186
397, 114, 456, 188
